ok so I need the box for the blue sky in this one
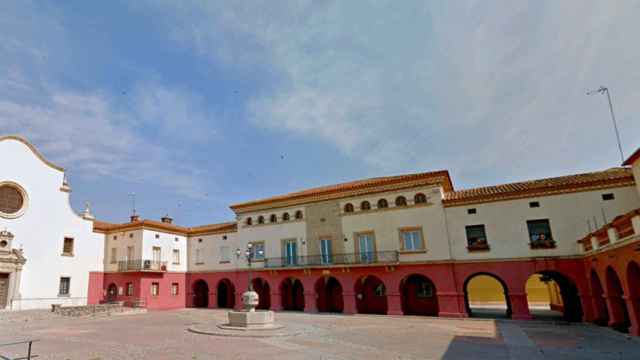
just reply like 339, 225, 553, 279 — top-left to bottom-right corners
1, 1, 639, 226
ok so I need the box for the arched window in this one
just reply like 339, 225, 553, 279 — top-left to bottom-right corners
295, 210, 303, 220
270, 214, 277, 223
360, 201, 371, 211
246, 217, 253, 226
377, 199, 388, 209
258, 216, 265, 224
414, 193, 427, 204
344, 203, 354, 213
395, 196, 407, 207
282, 212, 290, 221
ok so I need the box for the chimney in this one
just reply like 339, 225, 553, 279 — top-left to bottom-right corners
161, 215, 173, 224
130, 214, 140, 222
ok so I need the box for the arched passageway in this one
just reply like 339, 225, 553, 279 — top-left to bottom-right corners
626, 262, 640, 332
401, 274, 439, 316
106, 283, 118, 302
355, 275, 388, 315
281, 278, 305, 311
464, 273, 511, 318
252, 277, 271, 310
192, 280, 209, 308
591, 270, 609, 326
216, 279, 235, 309
606, 267, 631, 332
315, 276, 344, 313
525, 271, 582, 322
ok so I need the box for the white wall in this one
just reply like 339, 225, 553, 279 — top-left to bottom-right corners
103, 229, 143, 272
0, 138, 103, 310
187, 232, 239, 272
444, 186, 640, 260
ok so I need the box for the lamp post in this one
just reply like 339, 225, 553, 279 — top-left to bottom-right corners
236, 243, 263, 292
587, 86, 625, 163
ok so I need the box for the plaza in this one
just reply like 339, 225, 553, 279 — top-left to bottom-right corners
1, 309, 640, 359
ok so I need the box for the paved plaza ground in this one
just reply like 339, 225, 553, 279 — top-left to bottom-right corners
1, 309, 640, 360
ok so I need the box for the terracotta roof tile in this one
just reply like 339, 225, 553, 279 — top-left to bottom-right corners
229, 170, 453, 213
93, 219, 237, 235
623, 147, 640, 166
443, 167, 634, 206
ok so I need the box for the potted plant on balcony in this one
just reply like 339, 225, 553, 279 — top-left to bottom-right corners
530, 233, 556, 249
467, 238, 489, 251
161, 264, 167, 271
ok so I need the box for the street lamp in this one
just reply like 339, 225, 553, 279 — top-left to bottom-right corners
587, 86, 625, 163
236, 243, 263, 291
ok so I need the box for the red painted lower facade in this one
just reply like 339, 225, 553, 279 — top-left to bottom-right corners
88, 242, 640, 335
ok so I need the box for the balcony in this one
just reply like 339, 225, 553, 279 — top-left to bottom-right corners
117, 260, 167, 272
263, 251, 399, 269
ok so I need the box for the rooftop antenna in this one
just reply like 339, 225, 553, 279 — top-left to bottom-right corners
128, 192, 137, 216
587, 86, 625, 163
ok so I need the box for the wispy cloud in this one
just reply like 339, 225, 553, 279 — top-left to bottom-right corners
146, 0, 640, 187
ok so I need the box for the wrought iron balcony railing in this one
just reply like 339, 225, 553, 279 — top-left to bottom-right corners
117, 260, 167, 272
263, 251, 398, 268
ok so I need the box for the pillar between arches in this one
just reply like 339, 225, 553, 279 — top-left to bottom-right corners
578, 294, 596, 322
271, 291, 283, 311
509, 292, 532, 320
343, 291, 357, 314
209, 291, 216, 309
625, 297, 640, 336
437, 292, 467, 318
303, 291, 317, 312
604, 294, 626, 328
387, 292, 402, 315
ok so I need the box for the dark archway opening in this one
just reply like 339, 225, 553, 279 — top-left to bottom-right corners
355, 275, 388, 315
315, 276, 344, 313
606, 267, 631, 333
464, 273, 512, 319
192, 280, 209, 308
401, 274, 439, 316
626, 262, 640, 331
526, 271, 582, 322
216, 279, 235, 309
281, 278, 305, 311
252, 277, 271, 310
590, 270, 609, 326
106, 283, 118, 303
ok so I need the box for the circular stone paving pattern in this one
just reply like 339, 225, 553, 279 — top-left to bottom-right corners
188, 322, 309, 338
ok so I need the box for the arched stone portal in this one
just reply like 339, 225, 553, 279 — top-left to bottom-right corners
216, 279, 235, 309
355, 275, 388, 315
252, 277, 271, 310
606, 267, 631, 332
315, 276, 344, 313
401, 274, 439, 316
590, 270, 609, 326
192, 280, 209, 308
281, 278, 305, 311
464, 273, 511, 318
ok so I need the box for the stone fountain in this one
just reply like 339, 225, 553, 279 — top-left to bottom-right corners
220, 288, 282, 330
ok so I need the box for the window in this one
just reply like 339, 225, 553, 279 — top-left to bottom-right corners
113, 235, 117, 240
246, 217, 252, 226
129, 233, 133, 238
374, 283, 386, 297
344, 203, 354, 213
295, 210, 303, 219
151, 282, 159, 296
172, 249, 180, 265
282, 212, 290, 221
126, 246, 134, 261
400, 228, 424, 251
527, 219, 556, 249
270, 214, 277, 223
602, 193, 615, 201
257, 216, 264, 224
152, 247, 161, 264
377, 199, 388, 209
414, 193, 427, 204
465, 225, 489, 250
250, 242, 265, 260
62, 237, 74, 256
395, 196, 407, 207
0, 184, 24, 215
195, 248, 203, 264
155, 234, 160, 239
126, 282, 134, 296
110, 248, 117, 264
417, 282, 433, 298
360, 201, 371, 211
357, 232, 376, 263
283, 239, 297, 265
171, 283, 179, 296
58, 277, 70, 296
529, 201, 540, 208
219, 246, 230, 262
320, 239, 332, 264
467, 208, 477, 215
